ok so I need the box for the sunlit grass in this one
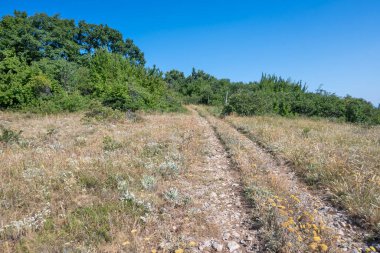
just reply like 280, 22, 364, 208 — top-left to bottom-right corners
226, 114, 380, 230
0, 110, 207, 252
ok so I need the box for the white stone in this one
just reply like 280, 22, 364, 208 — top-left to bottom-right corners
227, 241, 240, 252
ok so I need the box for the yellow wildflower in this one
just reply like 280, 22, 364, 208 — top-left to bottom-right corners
151, 250, 157, 253
370, 246, 376, 251
290, 194, 300, 203
313, 236, 321, 242
122, 241, 130, 246
309, 242, 318, 250
319, 244, 328, 252
189, 241, 197, 247
175, 249, 184, 253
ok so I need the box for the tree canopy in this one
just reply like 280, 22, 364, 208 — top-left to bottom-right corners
0, 11, 180, 113
0, 11, 145, 64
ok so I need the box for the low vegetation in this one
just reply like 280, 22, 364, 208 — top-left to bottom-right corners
0, 110, 210, 252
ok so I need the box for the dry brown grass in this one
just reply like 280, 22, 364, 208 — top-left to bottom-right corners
225, 114, 380, 230
0, 110, 211, 252
2, 106, 376, 252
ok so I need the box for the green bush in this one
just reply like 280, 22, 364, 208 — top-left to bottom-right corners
103, 136, 123, 151
344, 96, 375, 123
83, 102, 125, 122
0, 125, 22, 145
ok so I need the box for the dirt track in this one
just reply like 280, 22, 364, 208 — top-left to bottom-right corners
191, 106, 369, 253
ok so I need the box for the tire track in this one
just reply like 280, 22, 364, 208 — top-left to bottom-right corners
193, 106, 371, 253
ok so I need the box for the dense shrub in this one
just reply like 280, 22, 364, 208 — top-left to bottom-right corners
83, 102, 124, 122
163, 66, 379, 124
0, 125, 22, 145
223, 75, 379, 124
344, 96, 375, 123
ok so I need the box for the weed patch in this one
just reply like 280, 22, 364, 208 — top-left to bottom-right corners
103, 136, 123, 151
0, 125, 22, 145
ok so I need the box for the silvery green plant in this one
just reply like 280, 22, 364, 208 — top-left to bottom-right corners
0, 204, 51, 235
119, 190, 136, 202
119, 189, 153, 213
164, 187, 180, 203
144, 142, 164, 156
141, 175, 156, 191
117, 178, 128, 192
159, 160, 180, 178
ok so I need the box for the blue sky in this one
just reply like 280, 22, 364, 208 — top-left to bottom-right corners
1, 0, 379, 105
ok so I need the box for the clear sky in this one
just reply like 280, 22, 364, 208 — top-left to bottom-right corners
1, 0, 379, 105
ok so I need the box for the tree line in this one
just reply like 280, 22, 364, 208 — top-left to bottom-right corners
165, 70, 380, 124
1, 11, 379, 124
0, 11, 180, 113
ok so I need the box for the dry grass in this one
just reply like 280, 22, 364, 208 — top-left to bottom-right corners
2, 106, 376, 252
0, 110, 210, 252
195, 106, 341, 252
225, 114, 380, 230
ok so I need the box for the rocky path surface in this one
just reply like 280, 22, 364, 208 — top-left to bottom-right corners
168, 107, 376, 253
181, 109, 259, 252
195, 107, 376, 253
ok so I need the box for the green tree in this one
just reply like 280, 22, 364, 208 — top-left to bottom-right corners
0, 11, 145, 64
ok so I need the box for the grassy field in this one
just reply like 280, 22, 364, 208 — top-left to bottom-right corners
1, 107, 378, 252
224, 114, 380, 231
0, 110, 210, 252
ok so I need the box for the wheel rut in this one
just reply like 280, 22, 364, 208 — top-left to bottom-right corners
192, 106, 378, 253
182, 107, 260, 253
